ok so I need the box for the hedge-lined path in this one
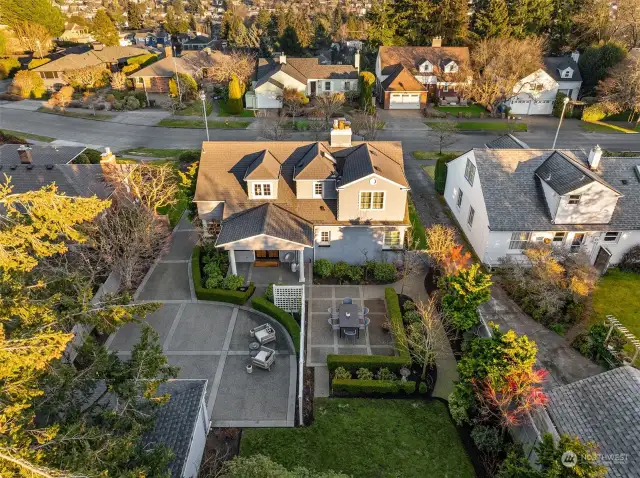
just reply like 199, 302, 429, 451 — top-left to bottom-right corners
105, 213, 297, 427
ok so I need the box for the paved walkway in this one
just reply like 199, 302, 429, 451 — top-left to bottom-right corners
480, 286, 604, 389
106, 214, 297, 427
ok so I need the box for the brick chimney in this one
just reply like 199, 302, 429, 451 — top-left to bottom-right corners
17, 145, 32, 164
100, 147, 116, 164
432, 36, 442, 48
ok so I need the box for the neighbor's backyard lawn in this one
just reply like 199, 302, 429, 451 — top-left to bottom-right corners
435, 104, 487, 117
592, 269, 640, 341
157, 118, 250, 129
241, 398, 474, 478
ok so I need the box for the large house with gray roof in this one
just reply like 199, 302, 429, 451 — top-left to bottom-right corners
194, 123, 411, 281
443, 140, 640, 271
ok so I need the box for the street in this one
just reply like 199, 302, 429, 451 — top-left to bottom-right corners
2, 104, 640, 153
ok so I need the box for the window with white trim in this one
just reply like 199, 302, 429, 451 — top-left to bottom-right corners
359, 191, 385, 210
509, 232, 531, 249
253, 182, 273, 197
325, 81, 331, 91
313, 181, 323, 198
464, 159, 476, 186
603, 231, 620, 243
443, 84, 449, 93
553, 232, 567, 243
344, 81, 351, 91
467, 206, 475, 227
384, 230, 401, 248
456, 189, 463, 208
319, 231, 331, 245
568, 194, 581, 205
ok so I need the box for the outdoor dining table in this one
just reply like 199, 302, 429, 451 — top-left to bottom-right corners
338, 303, 360, 338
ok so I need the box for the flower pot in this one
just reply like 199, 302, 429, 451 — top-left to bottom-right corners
246, 364, 253, 374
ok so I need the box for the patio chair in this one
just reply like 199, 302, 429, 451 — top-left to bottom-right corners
250, 323, 276, 345
328, 317, 340, 330
343, 297, 353, 304
358, 317, 371, 330
343, 328, 358, 343
252, 346, 276, 371
327, 307, 334, 315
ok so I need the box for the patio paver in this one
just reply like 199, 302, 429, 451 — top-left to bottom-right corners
136, 262, 191, 301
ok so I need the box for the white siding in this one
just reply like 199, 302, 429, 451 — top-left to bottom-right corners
540, 181, 560, 218
182, 389, 209, 478
443, 151, 492, 262
552, 182, 619, 225
507, 69, 559, 115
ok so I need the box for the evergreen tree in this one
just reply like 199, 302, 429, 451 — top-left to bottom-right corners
396, 0, 436, 45
508, 0, 554, 38
331, 4, 346, 38
473, 0, 511, 38
313, 20, 331, 50
0, 0, 65, 36
280, 25, 302, 55
367, 0, 398, 46
92, 9, 120, 46
436, 0, 469, 43
127, 2, 144, 29
548, 0, 580, 53
255, 9, 271, 35
164, 6, 189, 34
578, 41, 628, 95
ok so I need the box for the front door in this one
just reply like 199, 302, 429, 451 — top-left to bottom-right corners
310, 81, 316, 96
594, 246, 612, 274
571, 233, 585, 253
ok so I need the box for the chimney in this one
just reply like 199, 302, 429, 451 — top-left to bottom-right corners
17, 145, 32, 164
588, 145, 602, 171
100, 146, 116, 164
279, 53, 286, 65
91, 41, 104, 51
354, 50, 361, 73
330, 118, 352, 147
432, 36, 442, 48
164, 45, 173, 58
571, 50, 580, 63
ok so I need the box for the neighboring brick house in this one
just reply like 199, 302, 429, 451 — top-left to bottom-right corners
193, 122, 411, 281
375, 39, 470, 109
32, 45, 151, 90
245, 53, 360, 109
128, 50, 226, 93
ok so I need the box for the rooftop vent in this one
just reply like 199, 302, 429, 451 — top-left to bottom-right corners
621, 179, 629, 185
46, 164, 54, 170
26, 164, 33, 170
10, 165, 17, 170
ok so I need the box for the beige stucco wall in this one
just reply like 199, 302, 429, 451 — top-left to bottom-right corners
196, 201, 224, 221
337, 175, 407, 222
296, 179, 337, 199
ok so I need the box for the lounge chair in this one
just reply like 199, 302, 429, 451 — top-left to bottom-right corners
252, 346, 276, 371
250, 323, 276, 345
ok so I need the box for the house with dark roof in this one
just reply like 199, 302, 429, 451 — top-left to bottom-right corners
375, 38, 470, 109
194, 122, 411, 280
505, 52, 582, 115
245, 53, 360, 109
443, 144, 640, 271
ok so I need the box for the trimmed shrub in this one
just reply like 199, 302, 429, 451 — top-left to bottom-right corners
251, 296, 300, 353
327, 354, 410, 375
332, 261, 350, 280
620, 245, 640, 273
313, 259, 333, 278
418, 382, 428, 394
192, 246, 254, 304
582, 103, 607, 122
374, 262, 397, 282
471, 425, 504, 454
221, 274, 244, 291
434, 156, 447, 194
332, 379, 400, 395
178, 150, 200, 163
0, 58, 21, 79
264, 283, 274, 303
403, 310, 421, 324
376, 368, 397, 381
552, 92, 569, 118
333, 366, 352, 380
28, 58, 50, 70
403, 300, 416, 311
123, 95, 141, 110
227, 73, 243, 114
356, 367, 374, 380
84, 149, 102, 164
133, 91, 147, 107
400, 380, 416, 394
346, 265, 364, 283
73, 153, 90, 164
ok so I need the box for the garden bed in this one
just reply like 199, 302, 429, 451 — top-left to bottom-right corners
192, 246, 254, 305
312, 259, 398, 285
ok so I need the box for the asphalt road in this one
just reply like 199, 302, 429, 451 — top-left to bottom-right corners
2, 107, 640, 153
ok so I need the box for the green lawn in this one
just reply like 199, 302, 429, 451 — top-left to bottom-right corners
174, 100, 213, 117
157, 190, 189, 227
157, 118, 250, 129
216, 100, 256, 117
422, 164, 436, 180
412, 150, 463, 161
241, 399, 474, 478
117, 148, 198, 159
581, 121, 639, 134
408, 199, 427, 249
37, 107, 112, 121
592, 269, 640, 341
435, 104, 487, 117
0, 129, 55, 143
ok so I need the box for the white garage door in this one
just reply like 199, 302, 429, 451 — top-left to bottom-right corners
529, 99, 553, 115
509, 99, 531, 115
256, 93, 282, 109
389, 93, 420, 109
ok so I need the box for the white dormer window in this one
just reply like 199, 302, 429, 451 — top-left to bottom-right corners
444, 61, 458, 73
561, 68, 573, 79
253, 182, 273, 198
313, 181, 323, 198
419, 61, 433, 73
568, 194, 581, 205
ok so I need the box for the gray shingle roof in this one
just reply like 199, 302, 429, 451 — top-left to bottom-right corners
535, 152, 621, 196
543, 56, 582, 82
485, 134, 529, 149
471, 149, 640, 231
216, 203, 313, 246
143, 379, 207, 478
547, 366, 640, 478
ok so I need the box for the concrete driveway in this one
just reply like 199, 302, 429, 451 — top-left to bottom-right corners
106, 215, 296, 427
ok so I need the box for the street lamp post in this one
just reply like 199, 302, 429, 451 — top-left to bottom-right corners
552, 97, 570, 150
200, 90, 210, 141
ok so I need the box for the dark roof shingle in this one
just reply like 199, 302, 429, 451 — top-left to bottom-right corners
485, 134, 529, 149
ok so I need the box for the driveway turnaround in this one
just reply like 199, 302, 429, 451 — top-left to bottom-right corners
107, 215, 296, 427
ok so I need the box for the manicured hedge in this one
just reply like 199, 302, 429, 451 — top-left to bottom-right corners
251, 296, 300, 354
327, 287, 410, 373
332, 379, 417, 395
191, 246, 254, 305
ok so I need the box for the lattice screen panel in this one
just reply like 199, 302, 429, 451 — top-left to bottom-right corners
273, 285, 304, 313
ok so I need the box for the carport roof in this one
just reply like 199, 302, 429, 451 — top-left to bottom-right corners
216, 203, 314, 247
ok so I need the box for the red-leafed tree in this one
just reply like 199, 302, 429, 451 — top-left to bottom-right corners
474, 368, 549, 429
441, 244, 472, 276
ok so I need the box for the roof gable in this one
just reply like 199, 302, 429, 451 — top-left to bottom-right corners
381, 65, 427, 92
293, 143, 337, 180
379, 46, 470, 76
338, 143, 409, 188
244, 149, 281, 180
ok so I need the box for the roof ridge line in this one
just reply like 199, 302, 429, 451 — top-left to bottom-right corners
556, 151, 621, 195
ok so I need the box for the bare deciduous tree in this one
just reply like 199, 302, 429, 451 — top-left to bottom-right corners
47, 86, 74, 111
424, 224, 457, 269
314, 92, 346, 127
457, 37, 544, 114
257, 110, 291, 140
13, 21, 52, 58
598, 55, 640, 124
396, 227, 426, 294
428, 120, 458, 154
94, 197, 169, 289
209, 50, 256, 93
281, 87, 309, 120
350, 110, 384, 140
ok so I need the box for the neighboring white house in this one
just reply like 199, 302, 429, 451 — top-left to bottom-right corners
245, 53, 360, 109
506, 52, 582, 115
443, 138, 640, 272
